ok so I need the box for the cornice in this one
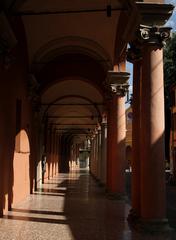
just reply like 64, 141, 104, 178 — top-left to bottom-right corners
136, 2, 174, 26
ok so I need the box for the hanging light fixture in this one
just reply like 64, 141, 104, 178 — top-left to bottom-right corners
106, 4, 111, 17
106, 0, 111, 17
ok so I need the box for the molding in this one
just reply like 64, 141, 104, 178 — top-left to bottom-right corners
138, 25, 172, 47
106, 71, 130, 97
136, 2, 174, 26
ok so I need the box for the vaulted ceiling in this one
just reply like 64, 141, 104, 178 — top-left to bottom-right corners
2, 0, 138, 144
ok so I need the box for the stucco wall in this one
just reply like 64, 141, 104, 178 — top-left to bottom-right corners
0, 16, 34, 214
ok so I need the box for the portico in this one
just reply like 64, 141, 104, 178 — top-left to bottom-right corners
0, 0, 174, 236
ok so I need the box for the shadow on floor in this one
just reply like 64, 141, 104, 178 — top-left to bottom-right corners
11, 208, 65, 216
125, 172, 176, 230
3, 170, 176, 240
4, 214, 68, 224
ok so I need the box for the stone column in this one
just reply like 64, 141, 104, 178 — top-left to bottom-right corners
106, 71, 130, 197
140, 26, 171, 229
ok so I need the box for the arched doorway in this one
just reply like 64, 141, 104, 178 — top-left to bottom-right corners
13, 129, 30, 205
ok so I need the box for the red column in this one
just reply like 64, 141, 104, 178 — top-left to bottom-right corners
97, 127, 102, 180
116, 96, 126, 195
106, 71, 130, 198
94, 132, 98, 179
141, 44, 166, 222
100, 122, 107, 185
106, 94, 126, 197
107, 96, 117, 192
130, 60, 142, 219
92, 135, 97, 177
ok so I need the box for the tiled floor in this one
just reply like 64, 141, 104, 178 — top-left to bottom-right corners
1, 169, 176, 240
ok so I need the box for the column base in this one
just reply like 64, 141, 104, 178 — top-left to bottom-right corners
98, 182, 105, 188
0, 208, 3, 218
139, 218, 173, 233
167, 174, 176, 186
127, 208, 140, 226
129, 216, 174, 234
90, 172, 99, 182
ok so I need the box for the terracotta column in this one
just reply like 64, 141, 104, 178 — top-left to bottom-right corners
115, 95, 126, 195
34, 111, 42, 189
106, 95, 117, 192
106, 71, 130, 197
90, 138, 93, 173
97, 127, 102, 181
127, 47, 142, 220
92, 137, 96, 176
140, 26, 171, 227
90, 137, 96, 176
58, 134, 61, 172
132, 60, 142, 218
100, 121, 107, 185
94, 131, 99, 179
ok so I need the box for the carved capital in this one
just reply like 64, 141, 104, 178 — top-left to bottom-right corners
127, 42, 142, 63
138, 25, 172, 48
106, 71, 130, 97
115, 85, 130, 97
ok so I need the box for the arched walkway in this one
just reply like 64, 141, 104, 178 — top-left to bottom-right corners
0, 1, 175, 238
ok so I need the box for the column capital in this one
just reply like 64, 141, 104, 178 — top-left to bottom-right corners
127, 25, 171, 64
101, 113, 107, 125
106, 71, 130, 97
101, 122, 107, 128
127, 42, 142, 63
96, 124, 101, 132
138, 25, 171, 48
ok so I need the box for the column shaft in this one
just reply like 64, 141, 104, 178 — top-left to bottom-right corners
131, 61, 142, 216
141, 46, 166, 219
100, 123, 107, 185
115, 96, 126, 194
97, 129, 102, 180
107, 95, 126, 194
107, 96, 117, 191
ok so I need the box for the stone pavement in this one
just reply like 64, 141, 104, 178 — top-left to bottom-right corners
0, 169, 175, 240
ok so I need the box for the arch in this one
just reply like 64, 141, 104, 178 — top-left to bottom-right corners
36, 53, 107, 93
15, 129, 30, 153
43, 94, 102, 120
13, 129, 30, 205
40, 76, 104, 98
32, 36, 113, 71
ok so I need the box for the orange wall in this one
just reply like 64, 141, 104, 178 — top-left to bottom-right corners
0, 16, 34, 214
